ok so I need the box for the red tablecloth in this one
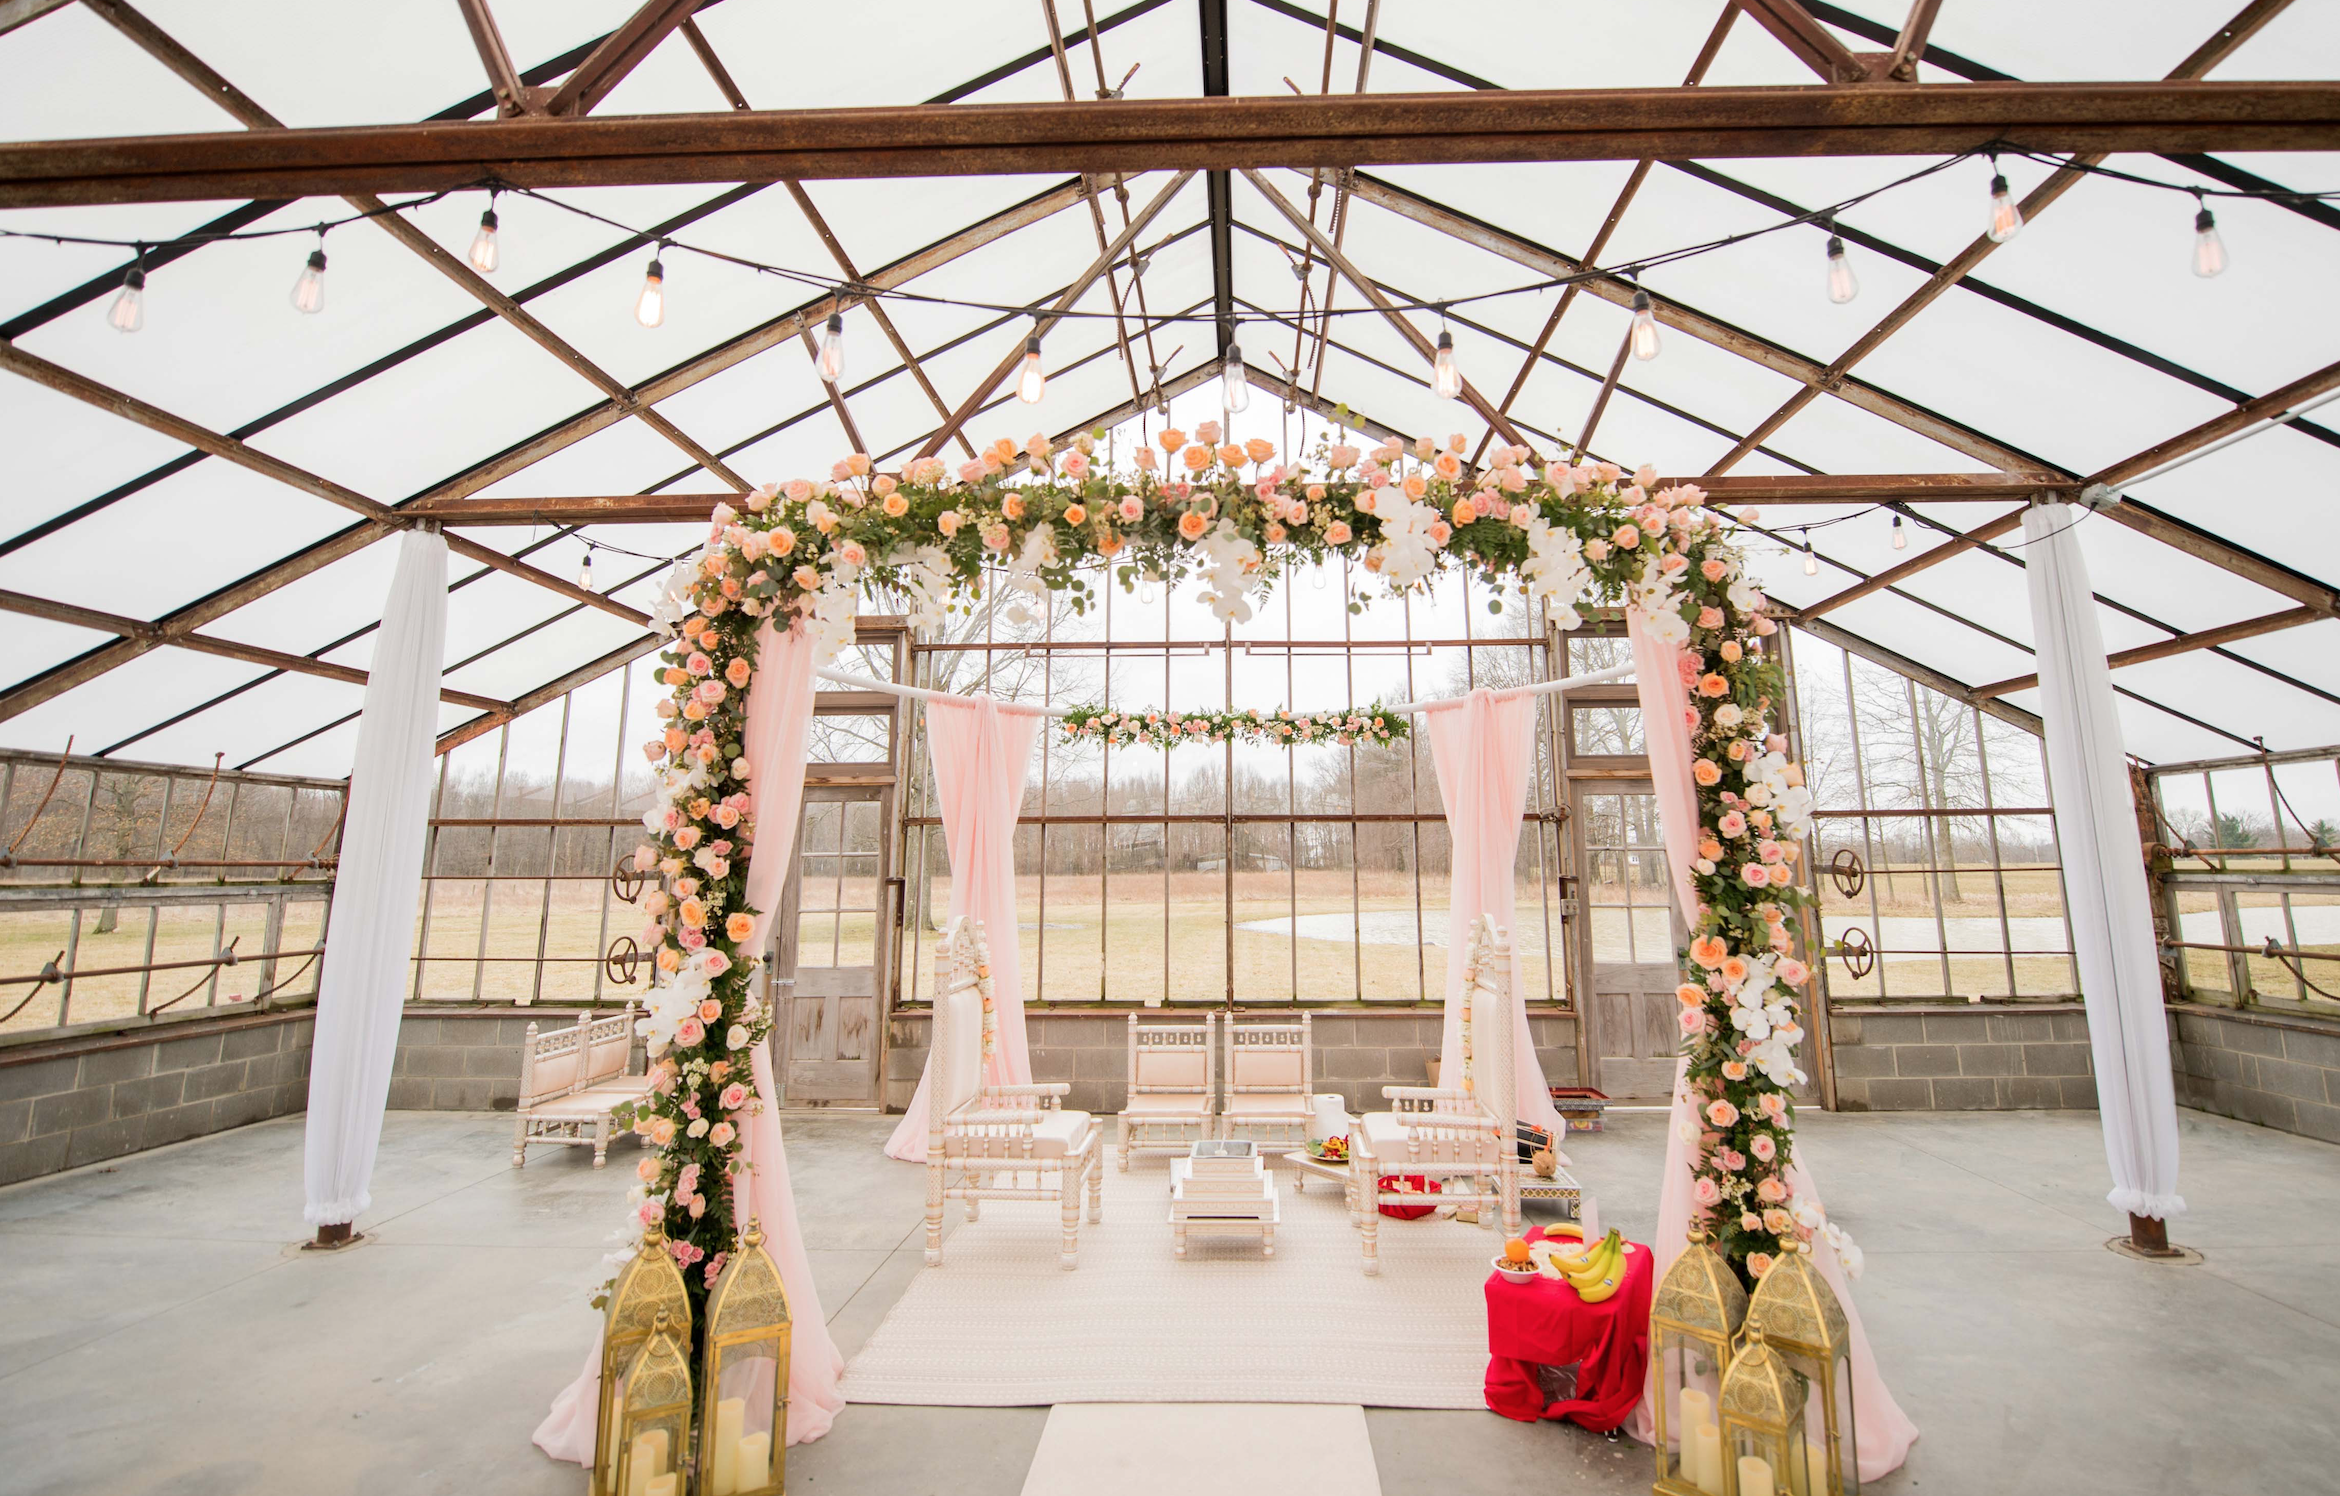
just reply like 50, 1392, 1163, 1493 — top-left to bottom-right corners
1483, 1227, 1654, 1432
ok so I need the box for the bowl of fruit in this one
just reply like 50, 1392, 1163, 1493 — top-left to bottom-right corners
1307, 1134, 1349, 1163
1493, 1237, 1540, 1284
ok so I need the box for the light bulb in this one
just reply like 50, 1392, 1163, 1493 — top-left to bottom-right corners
1432, 329, 1463, 399
108, 267, 145, 333
1628, 289, 1660, 361
2192, 206, 2227, 278
1890, 513, 1907, 550
818, 311, 845, 384
634, 256, 665, 328
290, 247, 326, 315
1221, 342, 1251, 412
1825, 235, 1858, 304
1016, 334, 1046, 403
1987, 172, 2023, 243
468, 208, 500, 273
1802, 538, 1819, 576
576, 549, 594, 590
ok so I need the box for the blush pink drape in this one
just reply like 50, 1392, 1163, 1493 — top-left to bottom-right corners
1424, 688, 1565, 1141
535, 620, 845, 1464
1623, 613, 1916, 1480
884, 696, 1042, 1162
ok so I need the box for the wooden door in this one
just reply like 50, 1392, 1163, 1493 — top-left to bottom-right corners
774, 786, 892, 1105
1572, 784, 1686, 1100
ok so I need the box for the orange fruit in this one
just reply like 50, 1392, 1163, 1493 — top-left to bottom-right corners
1503, 1237, 1532, 1265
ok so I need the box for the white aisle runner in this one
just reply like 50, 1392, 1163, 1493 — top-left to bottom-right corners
1021, 1404, 1382, 1496
841, 1154, 1499, 1408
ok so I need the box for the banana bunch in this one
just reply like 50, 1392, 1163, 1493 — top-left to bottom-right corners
1548, 1227, 1629, 1303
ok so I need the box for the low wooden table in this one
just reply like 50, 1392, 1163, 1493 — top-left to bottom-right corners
1170, 1144, 1280, 1258
1281, 1149, 1351, 1193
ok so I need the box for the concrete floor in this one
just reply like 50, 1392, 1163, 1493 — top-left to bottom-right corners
0, 1105, 2333, 1496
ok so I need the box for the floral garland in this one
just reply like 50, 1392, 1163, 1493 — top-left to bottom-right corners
614, 422, 1844, 1289
1059, 704, 1409, 749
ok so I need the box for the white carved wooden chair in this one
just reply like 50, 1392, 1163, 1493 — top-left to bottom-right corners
924, 917, 1103, 1269
1352, 916, 1521, 1273
1117, 1011, 1217, 1169
511, 1004, 649, 1167
1220, 1012, 1312, 1150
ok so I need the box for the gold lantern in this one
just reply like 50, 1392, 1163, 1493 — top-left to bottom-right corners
1649, 1231, 1748, 1496
597, 1225, 692, 1496
1717, 1327, 1809, 1496
614, 1309, 695, 1496
694, 1217, 793, 1496
1745, 1244, 1857, 1496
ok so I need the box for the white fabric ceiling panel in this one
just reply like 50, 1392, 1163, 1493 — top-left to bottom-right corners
246, 316, 608, 502
0, 458, 354, 619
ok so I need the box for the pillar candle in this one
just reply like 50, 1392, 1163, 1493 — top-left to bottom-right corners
1676, 1388, 1712, 1486
1805, 1441, 1831, 1496
647, 1478, 678, 1496
1737, 1455, 1776, 1496
712, 1398, 746, 1494
626, 1430, 668, 1496
1691, 1424, 1724, 1496
736, 1431, 773, 1491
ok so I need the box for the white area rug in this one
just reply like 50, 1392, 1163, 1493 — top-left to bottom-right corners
841, 1154, 1496, 1408
1020, 1404, 1381, 1496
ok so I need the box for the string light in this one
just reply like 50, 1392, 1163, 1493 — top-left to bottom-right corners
2192, 196, 2228, 278
817, 311, 845, 383
576, 547, 594, 590
108, 252, 145, 333
1016, 329, 1046, 403
290, 235, 327, 315
1432, 308, 1463, 399
1802, 532, 1819, 576
1890, 512, 1907, 550
1986, 157, 2024, 243
1628, 288, 1661, 361
634, 246, 667, 328
468, 196, 500, 273
1221, 341, 1250, 413
1825, 226, 1858, 304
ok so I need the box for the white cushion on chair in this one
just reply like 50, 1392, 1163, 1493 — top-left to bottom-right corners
1122, 1093, 1207, 1116
936, 985, 984, 1118
1223, 1094, 1309, 1117
1358, 1108, 1498, 1157
1231, 1050, 1303, 1088
1134, 1049, 1206, 1088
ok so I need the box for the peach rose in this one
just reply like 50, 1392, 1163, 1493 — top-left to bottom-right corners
726, 912, 756, 942
1747, 1251, 1776, 1278
1705, 1098, 1740, 1128
1450, 497, 1477, 526
1692, 759, 1722, 786
1324, 521, 1352, 544
1062, 503, 1087, 525
1178, 511, 1209, 541
678, 898, 707, 929
1689, 935, 1728, 970
1698, 673, 1730, 698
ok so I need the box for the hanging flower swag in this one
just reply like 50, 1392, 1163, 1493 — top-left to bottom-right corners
1059, 703, 1410, 749
619, 423, 1828, 1292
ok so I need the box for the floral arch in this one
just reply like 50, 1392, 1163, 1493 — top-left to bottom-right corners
621, 422, 1820, 1298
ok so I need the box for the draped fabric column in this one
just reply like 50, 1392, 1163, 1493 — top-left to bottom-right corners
1424, 688, 1565, 1140
2024, 501, 2186, 1220
1625, 612, 1917, 1480
538, 620, 843, 1460
301, 527, 447, 1228
884, 697, 1042, 1162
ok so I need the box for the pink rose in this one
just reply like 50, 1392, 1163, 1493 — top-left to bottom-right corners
708, 1122, 735, 1147
720, 1082, 750, 1111
1756, 1176, 1788, 1203
1705, 1098, 1740, 1128
1752, 1134, 1777, 1161
1692, 1176, 1721, 1207
676, 1017, 705, 1047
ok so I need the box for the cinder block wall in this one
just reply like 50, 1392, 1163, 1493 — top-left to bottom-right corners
0, 1008, 314, 1186
884, 1007, 1582, 1117
2169, 1005, 2340, 1144
1825, 1005, 2098, 1111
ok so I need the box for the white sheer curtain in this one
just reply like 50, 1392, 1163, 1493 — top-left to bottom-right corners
302, 527, 448, 1227
2024, 501, 2186, 1220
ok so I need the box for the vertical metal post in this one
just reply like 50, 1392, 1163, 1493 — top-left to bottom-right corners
530, 692, 573, 1006
472, 725, 514, 1002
